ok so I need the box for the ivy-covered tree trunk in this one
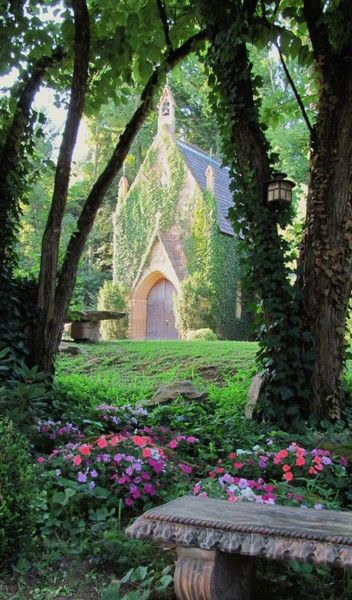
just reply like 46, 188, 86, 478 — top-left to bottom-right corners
300, 2, 352, 418
196, 0, 313, 423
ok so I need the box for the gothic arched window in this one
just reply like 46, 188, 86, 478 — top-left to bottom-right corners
162, 100, 170, 116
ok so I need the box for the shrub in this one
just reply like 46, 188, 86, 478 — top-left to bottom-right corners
97, 281, 129, 340
0, 348, 52, 434
0, 419, 38, 569
174, 272, 216, 338
186, 328, 217, 341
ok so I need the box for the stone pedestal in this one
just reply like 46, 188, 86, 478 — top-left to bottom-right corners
174, 547, 254, 600
70, 321, 100, 342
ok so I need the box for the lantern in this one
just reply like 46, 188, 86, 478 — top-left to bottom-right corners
267, 172, 295, 204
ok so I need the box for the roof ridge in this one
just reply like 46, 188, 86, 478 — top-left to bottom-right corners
176, 139, 227, 169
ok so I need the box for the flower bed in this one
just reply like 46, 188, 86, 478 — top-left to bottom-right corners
34, 405, 351, 519
35, 411, 198, 510
193, 441, 350, 510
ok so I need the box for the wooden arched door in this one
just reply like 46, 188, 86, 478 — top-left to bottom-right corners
146, 278, 178, 339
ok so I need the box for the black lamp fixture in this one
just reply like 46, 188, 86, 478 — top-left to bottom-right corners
267, 172, 295, 204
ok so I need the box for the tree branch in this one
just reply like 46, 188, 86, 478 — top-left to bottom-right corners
156, 0, 173, 51
275, 41, 313, 136
303, 0, 334, 65
243, 0, 259, 19
55, 29, 207, 334
259, 1, 313, 135
36, 0, 90, 323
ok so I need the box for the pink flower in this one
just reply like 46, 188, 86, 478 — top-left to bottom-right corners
283, 471, 294, 481
308, 467, 317, 475
179, 463, 192, 474
282, 464, 291, 472
168, 439, 178, 449
73, 455, 82, 466
125, 497, 134, 506
296, 457, 305, 467
37, 457, 45, 463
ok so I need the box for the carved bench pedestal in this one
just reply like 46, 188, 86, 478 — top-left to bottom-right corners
174, 547, 254, 600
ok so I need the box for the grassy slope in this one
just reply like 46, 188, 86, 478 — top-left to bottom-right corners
56, 340, 258, 407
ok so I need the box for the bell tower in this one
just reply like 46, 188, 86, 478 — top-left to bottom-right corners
158, 85, 176, 134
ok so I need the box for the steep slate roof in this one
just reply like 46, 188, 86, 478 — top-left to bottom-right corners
176, 140, 234, 236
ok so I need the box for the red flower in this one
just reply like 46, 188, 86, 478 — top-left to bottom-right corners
142, 447, 152, 458
73, 455, 82, 466
216, 467, 225, 474
234, 462, 243, 469
296, 457, 305, 467
273, 449, 288, 464
96, 436, 108, 449
132, 435, 152, 447
79, 444, 91, 456
282, 464, 291, 472
209, 470, 216, 478
283, 471, 293, 481
228, 452, 236, 459
308, 467, 317, 475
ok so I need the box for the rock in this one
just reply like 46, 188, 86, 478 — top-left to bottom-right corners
59, 344, 88, 356
245, 372, 266, 419
143, 380, 208, 406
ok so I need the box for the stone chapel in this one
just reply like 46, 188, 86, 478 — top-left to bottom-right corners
112, 86, 252, 340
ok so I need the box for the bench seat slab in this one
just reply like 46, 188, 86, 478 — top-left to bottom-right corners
126, 496, 352, 568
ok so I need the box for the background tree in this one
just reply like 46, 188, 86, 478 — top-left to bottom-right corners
0, 0, 206, 377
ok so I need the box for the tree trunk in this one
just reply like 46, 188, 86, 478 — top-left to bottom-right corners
302, 63, 352, 419
30, 0, 90, 372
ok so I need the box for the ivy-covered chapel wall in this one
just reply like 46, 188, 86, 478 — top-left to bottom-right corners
179, 187, 252, 339
113, 132, 186, 287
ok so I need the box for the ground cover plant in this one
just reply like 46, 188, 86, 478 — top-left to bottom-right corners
2, 340, 352, 599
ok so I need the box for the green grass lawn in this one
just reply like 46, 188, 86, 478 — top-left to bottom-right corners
56, 340, 258, 407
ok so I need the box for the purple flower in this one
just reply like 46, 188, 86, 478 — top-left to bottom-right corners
143, 483, 155, 495
321, 456, 332, 465
238, 478, 249, 489
88, 481, 96, 489
77, 472, 87, 483
314, 503, 323, 510
90, 469, 98, 478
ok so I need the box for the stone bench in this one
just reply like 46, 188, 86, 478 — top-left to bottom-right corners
126, 495, 352, 600
64, 310, 127, 342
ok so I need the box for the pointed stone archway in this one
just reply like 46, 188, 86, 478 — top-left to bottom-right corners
129, 270, 180, 339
